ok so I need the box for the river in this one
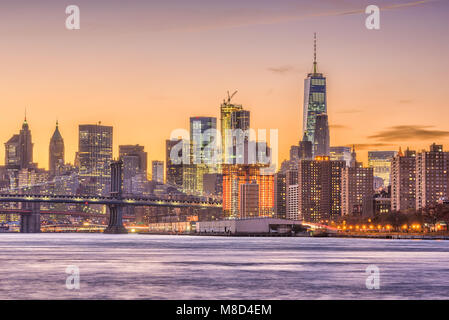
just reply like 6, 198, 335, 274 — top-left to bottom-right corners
0, 234, 448, 299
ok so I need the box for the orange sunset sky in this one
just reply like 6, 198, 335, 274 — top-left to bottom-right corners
0, 0, 448, 173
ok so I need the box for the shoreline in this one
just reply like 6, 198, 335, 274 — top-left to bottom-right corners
138, 231, 449, 240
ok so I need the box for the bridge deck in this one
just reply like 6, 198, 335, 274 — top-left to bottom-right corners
0, 194, 222, 208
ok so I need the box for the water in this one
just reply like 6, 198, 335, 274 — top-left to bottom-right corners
0, 233, 448, 299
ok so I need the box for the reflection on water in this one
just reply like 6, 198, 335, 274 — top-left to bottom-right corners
0, 234, 448, 299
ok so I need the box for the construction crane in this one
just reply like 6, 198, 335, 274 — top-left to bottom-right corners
225, 90, 238, 104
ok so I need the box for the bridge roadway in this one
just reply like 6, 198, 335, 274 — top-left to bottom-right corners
0, 209, 134, 219
0, 194, 222, 208
0, 161, 222, 234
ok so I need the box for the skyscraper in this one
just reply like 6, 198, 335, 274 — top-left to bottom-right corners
165, 138, 185, 188
78, 124, 113, 195
286, 184, 299, 220
391, 147, 416, 213
185, 117, 218, 194
190, 117, 217, 165
220, 92, 251, 164
313, 113, 330, 157
298, 133, 313, 160
240, 181, 259, 218
118, 145, 148, 194
330, 146, 352, 167
341, 148, 374, 216
5, 117, 34, 169
368, 151, 397, 187
415, 143, 449, 210
274, 172, 287, 219
49, 121, 64, 175
297, 158, 345, 222
119, 145, 148, 174
222, 164, 274, 219
152, 160, 164, 183
302, 33, 327, 154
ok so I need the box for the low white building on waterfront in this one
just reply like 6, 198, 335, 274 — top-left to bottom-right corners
195, 218, 304, 235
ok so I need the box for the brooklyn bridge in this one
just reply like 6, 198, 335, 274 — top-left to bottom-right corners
0, 160, 222, 233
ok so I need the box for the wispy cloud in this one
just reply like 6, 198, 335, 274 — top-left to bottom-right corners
330, 124, 349, 129
348, 143, 395, 150
336, 108, 363, 114
368, 125, 449, 141
267, 65, 301, 74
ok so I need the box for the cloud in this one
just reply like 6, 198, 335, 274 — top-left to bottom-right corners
336, 108, 362, 114
267, 65, 297, 74
348, 143, 395, 150
330, 124, 349, 129
368, 125, 449, 141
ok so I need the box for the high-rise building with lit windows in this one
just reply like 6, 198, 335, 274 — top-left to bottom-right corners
303, 33, 327, 155
152, 160, 164, 183
119, 145, 147, 174
297, 157, 345, 222
185, 117, 217, 194
330, 146, 351, 167
222, 165, 274, 219
220, 93, 251, 165
240, 181, 259, 218
165, 139, 186, 188
341, 148, 374, 216
391, 147, 416, 213
415, 143, 449, 210
368, 151, 397, 187
5, 117, 34, 170
49, 121, 64, 176
274, 172, 287, 219
78, 124, 113, 195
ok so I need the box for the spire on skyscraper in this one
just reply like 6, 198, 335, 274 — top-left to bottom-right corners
23, 108, 28, 129
49, 121, 65, 175
313, 32, 317, 74
350, 145, 357, 167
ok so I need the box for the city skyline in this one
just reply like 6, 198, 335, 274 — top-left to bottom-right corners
0, 0, 448, 170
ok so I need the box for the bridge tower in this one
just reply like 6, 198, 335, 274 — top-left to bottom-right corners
20, 202, 41, 233
104, 160, 127, 234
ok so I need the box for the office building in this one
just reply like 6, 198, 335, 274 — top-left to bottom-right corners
152, 160, 164, 183
240, 181, 259, 218
165, 139, 186, 189
222, 164, 274, 219
368, 150, 397, 187
299, 133, 313, 160
274, 172, 287, 219
78, 123, 113, 195
119, 145, 147, 174
49, 121, 65, 176
313, 113, 330, 157
302, 33, 327, 155
5, 117, 34, 169
330, 146, 352, 167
